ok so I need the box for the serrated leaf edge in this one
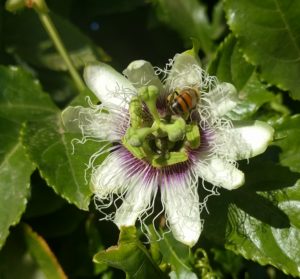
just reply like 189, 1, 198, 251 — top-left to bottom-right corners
20, 118, 91, 211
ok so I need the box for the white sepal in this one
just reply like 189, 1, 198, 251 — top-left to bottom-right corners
123, 60, 164, 92
208, 82, 239, 116
196, 157, 245, 190
222, 121, 274, 160
61, 106, 127, 141
84, 62, 136, 109
166, 53, 203, 90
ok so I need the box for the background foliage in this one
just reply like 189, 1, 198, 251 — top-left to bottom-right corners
1, 0, 300, 278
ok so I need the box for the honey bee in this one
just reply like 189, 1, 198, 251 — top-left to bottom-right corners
167, 87, 200, 116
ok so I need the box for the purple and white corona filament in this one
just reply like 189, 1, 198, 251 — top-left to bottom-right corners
62, 51, 274, 247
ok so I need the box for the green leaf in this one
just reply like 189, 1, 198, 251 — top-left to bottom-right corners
0, 228, 46, 279
85, 215, 108, 275
0, 117, 34, 249
203, 158, 300, 276
23, 223, 67, 279
273, 115, 300, 173
158, 232, 197, 278
208, 35, 253, 90
0, 66, 58, 122
0, 65, 98, 210
4, 10, 110, 71
0, 65, 57, 248
151, 0, 217, 56
211, 248, 244, 279
225, 182, 300, 277
21, 114, 103, 210
223, 0, 300, 100
94, 226, 167, 279
208, 35, 276, 120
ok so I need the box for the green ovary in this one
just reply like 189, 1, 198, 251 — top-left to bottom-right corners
122, 85, 201, 168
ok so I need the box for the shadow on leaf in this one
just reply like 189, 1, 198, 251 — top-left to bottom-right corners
201, 155, 300, 244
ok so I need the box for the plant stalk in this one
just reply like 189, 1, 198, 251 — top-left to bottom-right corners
35, 1, 86, 93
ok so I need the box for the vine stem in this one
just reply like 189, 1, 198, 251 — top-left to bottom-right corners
35, 2, 86, 93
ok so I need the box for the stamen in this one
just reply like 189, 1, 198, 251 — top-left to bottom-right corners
125, 126, 156, 147
159, 117, 186, 142
139, 85, 160, 123
124, 84, 202, 167
186, 124, 201, 149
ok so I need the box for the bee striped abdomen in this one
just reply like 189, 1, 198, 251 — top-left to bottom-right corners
169, 88, 199, 115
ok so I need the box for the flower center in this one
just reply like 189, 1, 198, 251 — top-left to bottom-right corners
122, 85, 201, 168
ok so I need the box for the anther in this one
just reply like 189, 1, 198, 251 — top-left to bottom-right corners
139, 85, 160, 123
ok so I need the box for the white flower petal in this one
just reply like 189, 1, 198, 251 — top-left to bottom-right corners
221, 121, 274, 160
114, 176, 156, 227
197, 158, 245, 190
162, 174, 201, 247
208, 82, 239, 116
123, 60, 164, 92
166, 53, 203, 90
61, 106, 127, 141
92, 151, 128, 198
84, 62, 136, 109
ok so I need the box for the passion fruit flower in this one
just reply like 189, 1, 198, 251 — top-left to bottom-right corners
62, 52, 274, 247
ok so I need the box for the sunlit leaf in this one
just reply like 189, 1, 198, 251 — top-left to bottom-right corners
23, 223, 67, 279
94, 226, 167, 278
224, 0, 300, 100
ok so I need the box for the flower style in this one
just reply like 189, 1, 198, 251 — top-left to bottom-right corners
62, 51, 274, 247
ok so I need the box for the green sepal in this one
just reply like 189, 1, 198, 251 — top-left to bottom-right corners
184, 38, 201, 60
152, 151, 188, 168
5, 0, 26, 12
29, 0, 49, 13
183, 38, 201, 66
93, 226, 167, 278
186, 124, 201, 149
